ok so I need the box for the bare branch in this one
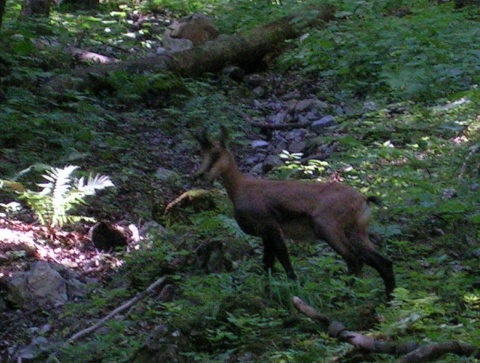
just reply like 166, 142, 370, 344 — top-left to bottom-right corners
397, 342, 480, 363
64, 276, 168, 346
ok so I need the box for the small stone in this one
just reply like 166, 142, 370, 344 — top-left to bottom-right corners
288, 140, 306, 153
363, 101, 378, 113
244, 73, 265, 87
295, 99, 328, 113
155, 167, 178, 182
162, 36, 193, 52
262, 155, 283, 173
139, 221, 168, 238
311, 115, 336, 133
252, 86, 265, 97
251, 140, 269, 148
281, 90, 300, 101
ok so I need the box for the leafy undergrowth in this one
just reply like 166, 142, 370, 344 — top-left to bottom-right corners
1, 0, 480, 362
54, 94, 480, 363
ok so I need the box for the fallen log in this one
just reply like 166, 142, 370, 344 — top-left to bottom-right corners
45, 5, 335, 91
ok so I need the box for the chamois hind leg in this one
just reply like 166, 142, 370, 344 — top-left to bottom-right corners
262, 226, 296, 280
349, 228, 396, 300
313, 221, 363, 280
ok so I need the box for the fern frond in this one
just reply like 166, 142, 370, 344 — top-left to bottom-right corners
20, 165, 114, 228
49, 165, 78, 227
76, 173, 114, 195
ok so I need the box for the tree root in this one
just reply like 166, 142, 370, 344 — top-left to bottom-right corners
292, 296, 480, 362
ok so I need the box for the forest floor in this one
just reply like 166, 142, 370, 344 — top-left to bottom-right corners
1, 2, 480, 362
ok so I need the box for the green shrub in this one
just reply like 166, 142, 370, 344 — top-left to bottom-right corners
281, 3, 480, 103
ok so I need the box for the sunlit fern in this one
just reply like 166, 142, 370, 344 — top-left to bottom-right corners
20, 165, 114, 228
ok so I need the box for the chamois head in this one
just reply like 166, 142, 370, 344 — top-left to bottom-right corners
193, 127, 232, 181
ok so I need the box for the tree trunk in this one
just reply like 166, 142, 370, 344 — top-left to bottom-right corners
61, 0, 99, 10
0, 0, 6, 30
46, 5, 335, 91
21, 0, 50, 17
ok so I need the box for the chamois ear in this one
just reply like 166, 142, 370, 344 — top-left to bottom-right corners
219, 126, 229, 147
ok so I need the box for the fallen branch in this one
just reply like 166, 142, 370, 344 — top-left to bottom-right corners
70, 47, 120, 65
164, 189, 214, 214
292, 296, 480, 362
397, 342, 480, 363
45, 5, 336, 91
64, 275, 167, 346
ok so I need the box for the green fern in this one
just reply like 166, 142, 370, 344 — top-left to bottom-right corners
20, 165, 114, 228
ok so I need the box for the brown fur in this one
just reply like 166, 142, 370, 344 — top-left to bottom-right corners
194, 128, 396, 299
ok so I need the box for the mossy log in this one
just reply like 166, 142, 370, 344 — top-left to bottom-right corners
45, 5, 335, 91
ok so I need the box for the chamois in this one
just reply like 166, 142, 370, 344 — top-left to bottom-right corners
193, 127, 396, 299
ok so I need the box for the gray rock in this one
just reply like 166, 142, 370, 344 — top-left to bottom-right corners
159, 36, 193, 53
362, 101, 378, 113
139, 221, 168, 238
155, 167, 178, 182
262, 155, 283, 173
311, 115, 336, 133
252, 86, 265, 97
334, 106, 345, 115
294, 99, 328, 113
250, 163, 264, 175
288, 140, 306, 153
66, 278, 87, 300
6, 261, 68, 310
244, 73, 265, 87
269, 110, 289, 124
281, 90, 300, 101
17, 336, 50, 360
251, 140, 269, 148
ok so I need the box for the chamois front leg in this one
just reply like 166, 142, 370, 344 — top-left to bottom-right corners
261, 237, 277, 275
262, 227, 296, 280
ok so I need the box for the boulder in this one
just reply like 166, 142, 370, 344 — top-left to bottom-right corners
6, 261, 68, 310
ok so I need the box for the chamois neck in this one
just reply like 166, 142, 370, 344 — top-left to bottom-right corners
220, 152, 248, 200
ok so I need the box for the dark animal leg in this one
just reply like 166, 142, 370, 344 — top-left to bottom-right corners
263, 228, 296, 280
360, 248, 395, 300
314, 221, 363, 280
347, 228, 396, 299
262, 237, 277, 276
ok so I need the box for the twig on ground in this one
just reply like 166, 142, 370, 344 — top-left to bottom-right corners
64, 276, 168, 346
